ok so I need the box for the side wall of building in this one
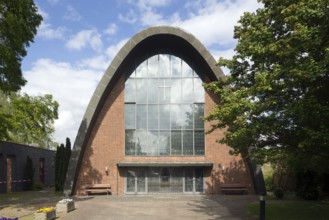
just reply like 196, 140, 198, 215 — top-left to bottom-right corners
0, 142, 55, 193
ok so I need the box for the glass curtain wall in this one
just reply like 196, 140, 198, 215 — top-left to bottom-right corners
125, 54, 205, 156
125, 167, 204, 194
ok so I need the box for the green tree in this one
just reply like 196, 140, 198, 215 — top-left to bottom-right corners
0, 91, 59, 148
205, 0, 329, 173
55, 138, 71, 192
0, 0, 42, 92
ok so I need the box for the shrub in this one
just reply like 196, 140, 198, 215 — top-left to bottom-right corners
295, 170, 320, 200
274, 187, 284, 199
34, 181, 44, 190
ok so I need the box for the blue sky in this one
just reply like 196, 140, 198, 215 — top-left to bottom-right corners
21, 0, 261, 145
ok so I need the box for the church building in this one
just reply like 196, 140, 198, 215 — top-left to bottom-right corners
64, 26, 258, 195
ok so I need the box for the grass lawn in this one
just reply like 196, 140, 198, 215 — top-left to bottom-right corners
247, 200, 329, 220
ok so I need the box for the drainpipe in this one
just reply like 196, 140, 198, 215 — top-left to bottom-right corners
116, 165, 119, 195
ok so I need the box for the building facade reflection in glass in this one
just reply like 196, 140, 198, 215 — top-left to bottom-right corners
125, 54, 205, 156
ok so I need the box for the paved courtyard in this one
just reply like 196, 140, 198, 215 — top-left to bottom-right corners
58, 195, 258, 220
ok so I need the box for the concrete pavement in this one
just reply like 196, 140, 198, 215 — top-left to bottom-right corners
58, 195, 258, 220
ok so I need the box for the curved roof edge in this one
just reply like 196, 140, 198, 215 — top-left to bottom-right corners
64, 26, 225, 195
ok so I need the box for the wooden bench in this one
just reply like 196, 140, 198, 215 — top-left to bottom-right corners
85, 184, 111, 196
221, 183, 247, 195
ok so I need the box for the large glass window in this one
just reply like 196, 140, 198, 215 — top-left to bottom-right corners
124, 54, 205, 156
126, 167, 204, 194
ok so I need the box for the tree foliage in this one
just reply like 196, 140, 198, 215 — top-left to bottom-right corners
55, 138, 72, 192
0, 91, 59, 148
0, 0, 42, 92
205, 0, 329, 173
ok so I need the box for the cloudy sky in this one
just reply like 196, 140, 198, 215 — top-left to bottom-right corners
21, 0, 261, 145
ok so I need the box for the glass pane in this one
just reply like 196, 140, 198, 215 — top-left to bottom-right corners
125, 130, 136, 155
136, 60, 147, 77
148, 105, 158, 130
182, 61, 193, 77
194, 130, 205, 155
136, 79, 147, 103
125, 104, 135, 129
148, 55, 158, 77
126, 170, 135, 192
171, 78, 181, 103
136, 105, 147, 129
171, 130, 182, 155
159, 105, 170, 129
148, 130, 158, 156
136, 130, 148, 155
181, 104, 193, 129
183, 130, 193, 155
195, 168, 204, 192
182, 78, 193, 103
159, 131, 170, 155
136, 170, 146, 192
185, 169, 193, 192
171, 56, 181, 77
159, 54, 170, 77
194, 78, 205, 102
160, 168, 170, 191
159, 79, 171, 103
125, 79, 135, 102
194, 104, 204, 129
170, 168, 183, 193
171, 105, 184, 129
148, 168, 160, 193
148, 79, 158, 104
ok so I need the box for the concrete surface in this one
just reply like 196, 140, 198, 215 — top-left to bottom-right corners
58, 195, 258, 220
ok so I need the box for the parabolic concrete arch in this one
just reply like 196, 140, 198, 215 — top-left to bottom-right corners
63, 26, 263, 196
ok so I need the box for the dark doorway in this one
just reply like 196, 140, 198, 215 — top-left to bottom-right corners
6, 156, 13, 192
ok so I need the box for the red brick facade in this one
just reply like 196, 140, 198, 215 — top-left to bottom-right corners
74, 73, 254, 195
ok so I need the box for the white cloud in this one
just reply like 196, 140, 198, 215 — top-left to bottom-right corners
66, 29, 103, 52
38, 22, 66, 40
79, 55, 109, 70
135, 0, 171, 9
105, 38, 129, 60
22, 58, 103, 143
37, 7, 49, 20
173, 0, 261, 47
104, 23, 118, 36
140, 8, 164, 26
119, 8, 138, 24
63, 5, 82, 21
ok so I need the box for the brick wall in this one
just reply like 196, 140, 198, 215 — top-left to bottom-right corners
75, 74, 253, 195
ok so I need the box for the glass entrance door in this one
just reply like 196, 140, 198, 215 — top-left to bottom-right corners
126, 167, 204, 194
126, 169, 146, 194
184, 169, 194, 192
184, 168, 204, 193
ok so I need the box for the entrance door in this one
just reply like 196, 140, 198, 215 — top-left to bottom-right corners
184, 168, 204, 193
126, 169, 146, 194
184, 169, 194, 192
6, 156, 12, 193
195, 168, 204, 192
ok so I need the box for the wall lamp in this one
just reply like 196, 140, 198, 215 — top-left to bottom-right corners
105, 166, 109, 176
